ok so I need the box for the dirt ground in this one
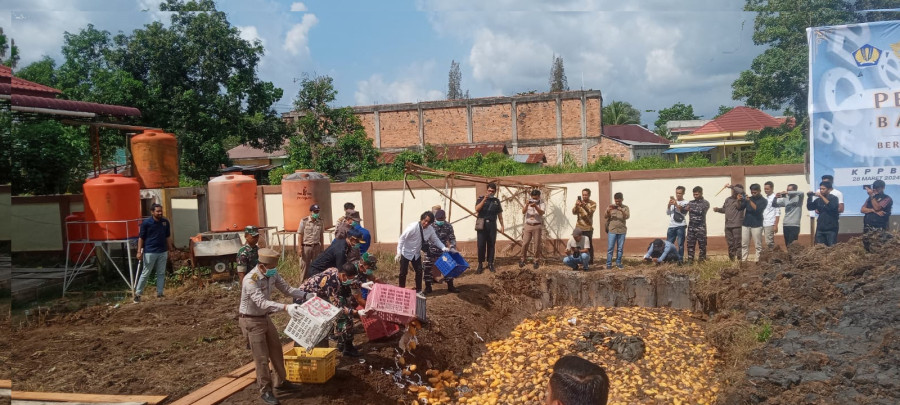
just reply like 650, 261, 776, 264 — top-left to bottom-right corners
10, 235, 900, 404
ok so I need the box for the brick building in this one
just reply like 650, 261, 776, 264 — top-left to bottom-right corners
595, 124, 671, 161
284, 90, 604, 165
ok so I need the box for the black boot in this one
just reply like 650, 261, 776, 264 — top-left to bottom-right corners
424, 283, 433, 294
340, 341, 362, 357
446, 279, 459, 293
488, 262, 496, 273
475, 262, 484, 274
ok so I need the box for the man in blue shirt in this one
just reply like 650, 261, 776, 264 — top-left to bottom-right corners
643, 238, 678, 265
348, 211, 371, 254
135, 203, 174, 302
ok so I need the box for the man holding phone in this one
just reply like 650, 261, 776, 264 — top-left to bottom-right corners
605, 192, 629, 269
861, 180, 892, 252
665, 186, 689, 263
572, 189, 597, 264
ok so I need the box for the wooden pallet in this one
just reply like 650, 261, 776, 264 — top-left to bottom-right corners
169, 343, 293, 405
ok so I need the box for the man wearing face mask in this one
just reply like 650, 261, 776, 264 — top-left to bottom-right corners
236, 226, 261, 282
424, 209, 459, 294
396, 211, 448, 298
347, 211, 371, 254
307, 228, 363, 279
297, 205, 324, 275
238, 248, 306, 404
296, 261, 364, 357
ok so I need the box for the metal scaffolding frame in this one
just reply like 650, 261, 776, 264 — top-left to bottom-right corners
64, 218, 143, 296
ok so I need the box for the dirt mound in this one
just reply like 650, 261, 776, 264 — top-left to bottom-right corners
706, 234, 900, 404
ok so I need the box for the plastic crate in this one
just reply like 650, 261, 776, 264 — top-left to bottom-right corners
364, 283, 417, 325
284, 296, 341, 351
283, 347, 337, 383
435, 252, 469, 278
359, 306, 401, 341
416, 295, 427, 322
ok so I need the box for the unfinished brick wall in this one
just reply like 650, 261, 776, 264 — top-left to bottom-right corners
561, 99, 583, 138
379, 110, 420, 148
516, 101, 557, 141
586, 98, 602, 136
424, 107, 468, 145
592, 139, 631, 160
472, 104, 512, 143
358, 112, 377, 146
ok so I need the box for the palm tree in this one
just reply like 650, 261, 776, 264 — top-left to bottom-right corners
602, 101, 641, 125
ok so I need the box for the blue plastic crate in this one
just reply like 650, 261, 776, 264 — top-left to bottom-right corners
435, 252, 469, 278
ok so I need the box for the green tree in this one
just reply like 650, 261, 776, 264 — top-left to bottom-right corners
654, 102, 699, 131
602, 101, 641, 125
549, 55, 568, 92
15, 56, 57, 87
0, 27, 20, 68
750, 122, 807, 165
731, 0, 856, 120
447, 60, 462, 100
10, 121, 91, 194
285, 74, 379, 180
715, 105, 734, 118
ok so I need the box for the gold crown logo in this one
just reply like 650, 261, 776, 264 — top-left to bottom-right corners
853, 44, 881, 67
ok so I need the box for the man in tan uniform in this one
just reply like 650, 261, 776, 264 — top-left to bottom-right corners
297, 204, 324, 274
239, 248, 306, 405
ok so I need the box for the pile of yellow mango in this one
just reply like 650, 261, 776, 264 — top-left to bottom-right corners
404, 306, 721, 404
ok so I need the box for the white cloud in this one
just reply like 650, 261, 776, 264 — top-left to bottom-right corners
289, 2, 307, 12
418, 0, 762, 123
282, 13, 318, 56
355, 61, 444, 105
237, 25, 265, 46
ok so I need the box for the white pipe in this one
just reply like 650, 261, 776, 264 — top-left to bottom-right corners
12, 105, 96, 118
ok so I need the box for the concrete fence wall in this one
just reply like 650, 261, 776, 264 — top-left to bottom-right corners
9, 164, 896, 256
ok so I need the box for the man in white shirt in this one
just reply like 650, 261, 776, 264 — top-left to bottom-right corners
666, 186, 689, 262
563, 229, 591, 271
396, 211, 448, 297
762, 181, 781, 249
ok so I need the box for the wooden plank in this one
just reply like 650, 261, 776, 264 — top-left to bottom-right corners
166, 377, 236, 405
225, 362, 256, 379
11, 392, 167, 404
0, 379, 11, 388
189, 373, 256, 405
13, 401, 146, 405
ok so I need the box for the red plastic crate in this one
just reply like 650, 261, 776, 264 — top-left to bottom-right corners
364, 283, 417, 325
358, 306, 401, 341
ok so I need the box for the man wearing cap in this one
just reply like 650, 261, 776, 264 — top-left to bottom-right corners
713, 184, 745, 261
236, 226, 261, 282
861, 179, 892, 253
424, 209, 459, 294
397, 211, 448, 297
238, 248, 305, 405
563, 228, 591, 271
347, 211, 371, 254
297, 205, 324, 273
296, 261, 364, 357
134, 203, 175, 302
307, 228, 362, 278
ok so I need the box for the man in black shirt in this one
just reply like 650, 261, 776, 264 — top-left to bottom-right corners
860, 179, 892, 252
306, 228, 363, 278
807, 181, 840, 246
740, 184, 767, 261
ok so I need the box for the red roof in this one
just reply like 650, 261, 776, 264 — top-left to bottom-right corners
691, 106, 791, 135
603, 124, 670, 144
1, 64, 141, 118
227, 142, 289, 160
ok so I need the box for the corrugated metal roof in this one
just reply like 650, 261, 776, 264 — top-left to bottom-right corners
662, 146, 716, 154
512, 153, 547, 164
227, 142, 289, 160
603, 124, 670, 144
0, 65, 62, 97
12, 93, 141, 117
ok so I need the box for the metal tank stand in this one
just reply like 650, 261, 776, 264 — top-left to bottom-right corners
63, 219, 142, 296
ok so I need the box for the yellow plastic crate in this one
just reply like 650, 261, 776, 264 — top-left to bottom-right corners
283, 347, 337, 383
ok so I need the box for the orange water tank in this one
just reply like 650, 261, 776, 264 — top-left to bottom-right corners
131, 131, 179, 189
208, 174, 259, 232
65, 212, 92, 262
83, 174, 141, 240
281, 170, 332, 232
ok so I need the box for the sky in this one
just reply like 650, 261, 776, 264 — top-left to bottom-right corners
2, 0, 765, 127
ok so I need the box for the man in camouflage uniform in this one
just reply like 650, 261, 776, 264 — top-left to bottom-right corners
297, 204, 324, 274
236, 226, 260, 281
682, 186, 710, 263
424, 209, 459, 294
295, 262, 363, 357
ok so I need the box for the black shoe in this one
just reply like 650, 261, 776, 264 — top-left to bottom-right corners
488, 263, 496, 273
533, 260, 540, 270
475, 263, 484, 274
446, 280, 459, 293
518, 259, 526, 269
424, 284, 433, 294
341, 342, 363, 357
133, 295, 141, 303
276, 381, 299, 391
261, 391, 280, 405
